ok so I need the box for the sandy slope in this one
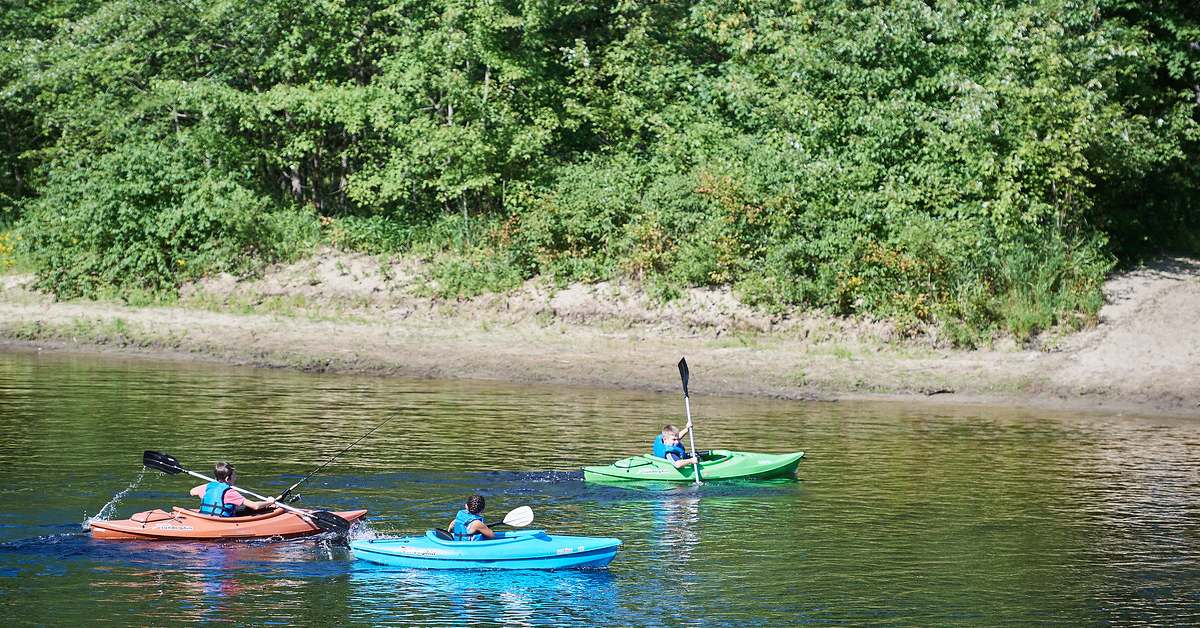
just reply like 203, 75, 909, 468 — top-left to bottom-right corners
0, 253, 1196, 416
1047, 258, 1200, 412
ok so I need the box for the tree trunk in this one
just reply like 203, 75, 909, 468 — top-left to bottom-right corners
290, 166, 303, 201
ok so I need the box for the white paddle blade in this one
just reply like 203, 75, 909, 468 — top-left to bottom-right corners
503, 506, 534, 528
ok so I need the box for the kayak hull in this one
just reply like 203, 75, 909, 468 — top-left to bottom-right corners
351, 530, 621, 570
582, 449, 804, 482
89, 507, 367, 541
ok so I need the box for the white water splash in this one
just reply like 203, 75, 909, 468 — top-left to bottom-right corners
347, 519, 378, 542
81, 468, 146, 531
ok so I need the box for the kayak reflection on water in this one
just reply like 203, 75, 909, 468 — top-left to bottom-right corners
348, 563, 621, 625
653, 493, 701, 564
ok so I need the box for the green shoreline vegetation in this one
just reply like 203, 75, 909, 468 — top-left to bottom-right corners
2, 1, 1198, 348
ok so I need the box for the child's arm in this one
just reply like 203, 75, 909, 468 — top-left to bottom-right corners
666, 452, 698, 469
469, 520, 496, 539
242, 496, 276, 510
189, 484, 206, 498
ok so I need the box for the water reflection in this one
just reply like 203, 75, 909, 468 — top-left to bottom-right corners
108, 545, 255, 622
82, 539, 357, 623
349, 564, 620, 626
2, 349, 1200, 625
651, 493, 701, 564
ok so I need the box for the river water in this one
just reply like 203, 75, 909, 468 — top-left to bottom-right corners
0, 348, 1197, 626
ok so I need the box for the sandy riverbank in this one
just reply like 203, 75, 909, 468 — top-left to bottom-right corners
1, 251, 1197, 417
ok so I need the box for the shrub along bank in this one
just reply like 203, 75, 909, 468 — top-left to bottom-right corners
2, 1, 1198, 345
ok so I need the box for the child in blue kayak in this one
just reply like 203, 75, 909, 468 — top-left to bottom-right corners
653, 424, 699, 469
446, 494, 496, 541
189, 462, 275, 517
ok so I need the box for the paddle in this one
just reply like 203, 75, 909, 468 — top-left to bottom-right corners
678, 357, 702, 485
142, 451, 352, 536
434, 506, 534, 540
279, 413, 399, 503
487, 505, 534, 529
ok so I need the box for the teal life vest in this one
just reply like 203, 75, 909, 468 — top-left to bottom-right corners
453, 509, 484, 541
199, 481, 238, 517
653, 434, 687, 460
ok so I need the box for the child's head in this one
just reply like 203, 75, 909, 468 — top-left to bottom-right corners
661, 424, 680, 443
466, 494, 485, 515
214, 462, 236, 483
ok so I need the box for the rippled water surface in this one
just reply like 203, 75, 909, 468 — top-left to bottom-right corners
1, 349, 1198, 625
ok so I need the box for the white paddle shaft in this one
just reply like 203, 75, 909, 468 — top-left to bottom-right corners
182, 468, 314, 519
684, 395, 701, 485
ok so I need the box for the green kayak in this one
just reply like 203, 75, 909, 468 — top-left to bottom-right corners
582, 449, 804, 482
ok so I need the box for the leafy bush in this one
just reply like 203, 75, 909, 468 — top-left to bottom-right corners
19, 139, 318, 298
3, 0, 1197, 341
324, 215, 417, 255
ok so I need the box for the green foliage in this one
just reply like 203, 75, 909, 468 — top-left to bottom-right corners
19, 138, 318, 298
3, 0, 1198, 341
427, 248, 527, 298
324, 215, 417, 255
0, 230, 22, 272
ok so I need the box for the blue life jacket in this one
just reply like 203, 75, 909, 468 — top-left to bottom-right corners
453, 509, 484, 541
652, 434, 687, 460
199, 481, 238, 517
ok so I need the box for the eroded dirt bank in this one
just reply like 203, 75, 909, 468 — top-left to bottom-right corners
1, 253, 1197, 417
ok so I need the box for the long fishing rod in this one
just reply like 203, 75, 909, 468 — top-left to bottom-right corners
279, 414, 399, 502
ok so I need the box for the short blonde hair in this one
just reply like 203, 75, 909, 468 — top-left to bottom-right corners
661, 424, 679, 436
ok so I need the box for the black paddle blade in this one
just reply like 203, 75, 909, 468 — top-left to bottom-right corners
143, 450, 184, 475
309, 510, 352, 536
677, 357, 690, 397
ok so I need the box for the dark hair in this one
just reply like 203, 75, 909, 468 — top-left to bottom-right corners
214, 462, 235, 483
466, 494, 485, 514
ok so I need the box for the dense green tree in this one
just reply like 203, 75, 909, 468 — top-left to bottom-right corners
0, 0, 100, 222
4, 0, 1198, 342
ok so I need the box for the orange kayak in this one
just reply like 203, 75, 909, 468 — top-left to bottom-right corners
89, 507, 368, 541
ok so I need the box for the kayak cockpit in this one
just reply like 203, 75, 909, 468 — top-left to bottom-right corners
614, 451, 734, 470
171, 506, 291, 522
423, 529, 549, 546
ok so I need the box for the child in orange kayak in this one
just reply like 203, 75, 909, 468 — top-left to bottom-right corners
653, 424, 699, 469
189, 462, 276, 517
446, 494, 496, 541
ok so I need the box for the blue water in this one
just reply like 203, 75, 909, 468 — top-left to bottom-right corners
1, 348, 1198, 625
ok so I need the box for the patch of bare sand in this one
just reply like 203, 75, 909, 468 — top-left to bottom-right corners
1, 251, 1197, 416
1049, 258, 1200, 412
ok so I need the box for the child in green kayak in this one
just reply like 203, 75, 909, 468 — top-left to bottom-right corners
446, 494, 496, 541
653, 424, 699, 469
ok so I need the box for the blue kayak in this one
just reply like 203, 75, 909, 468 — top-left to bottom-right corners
350, 529, 621, 570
